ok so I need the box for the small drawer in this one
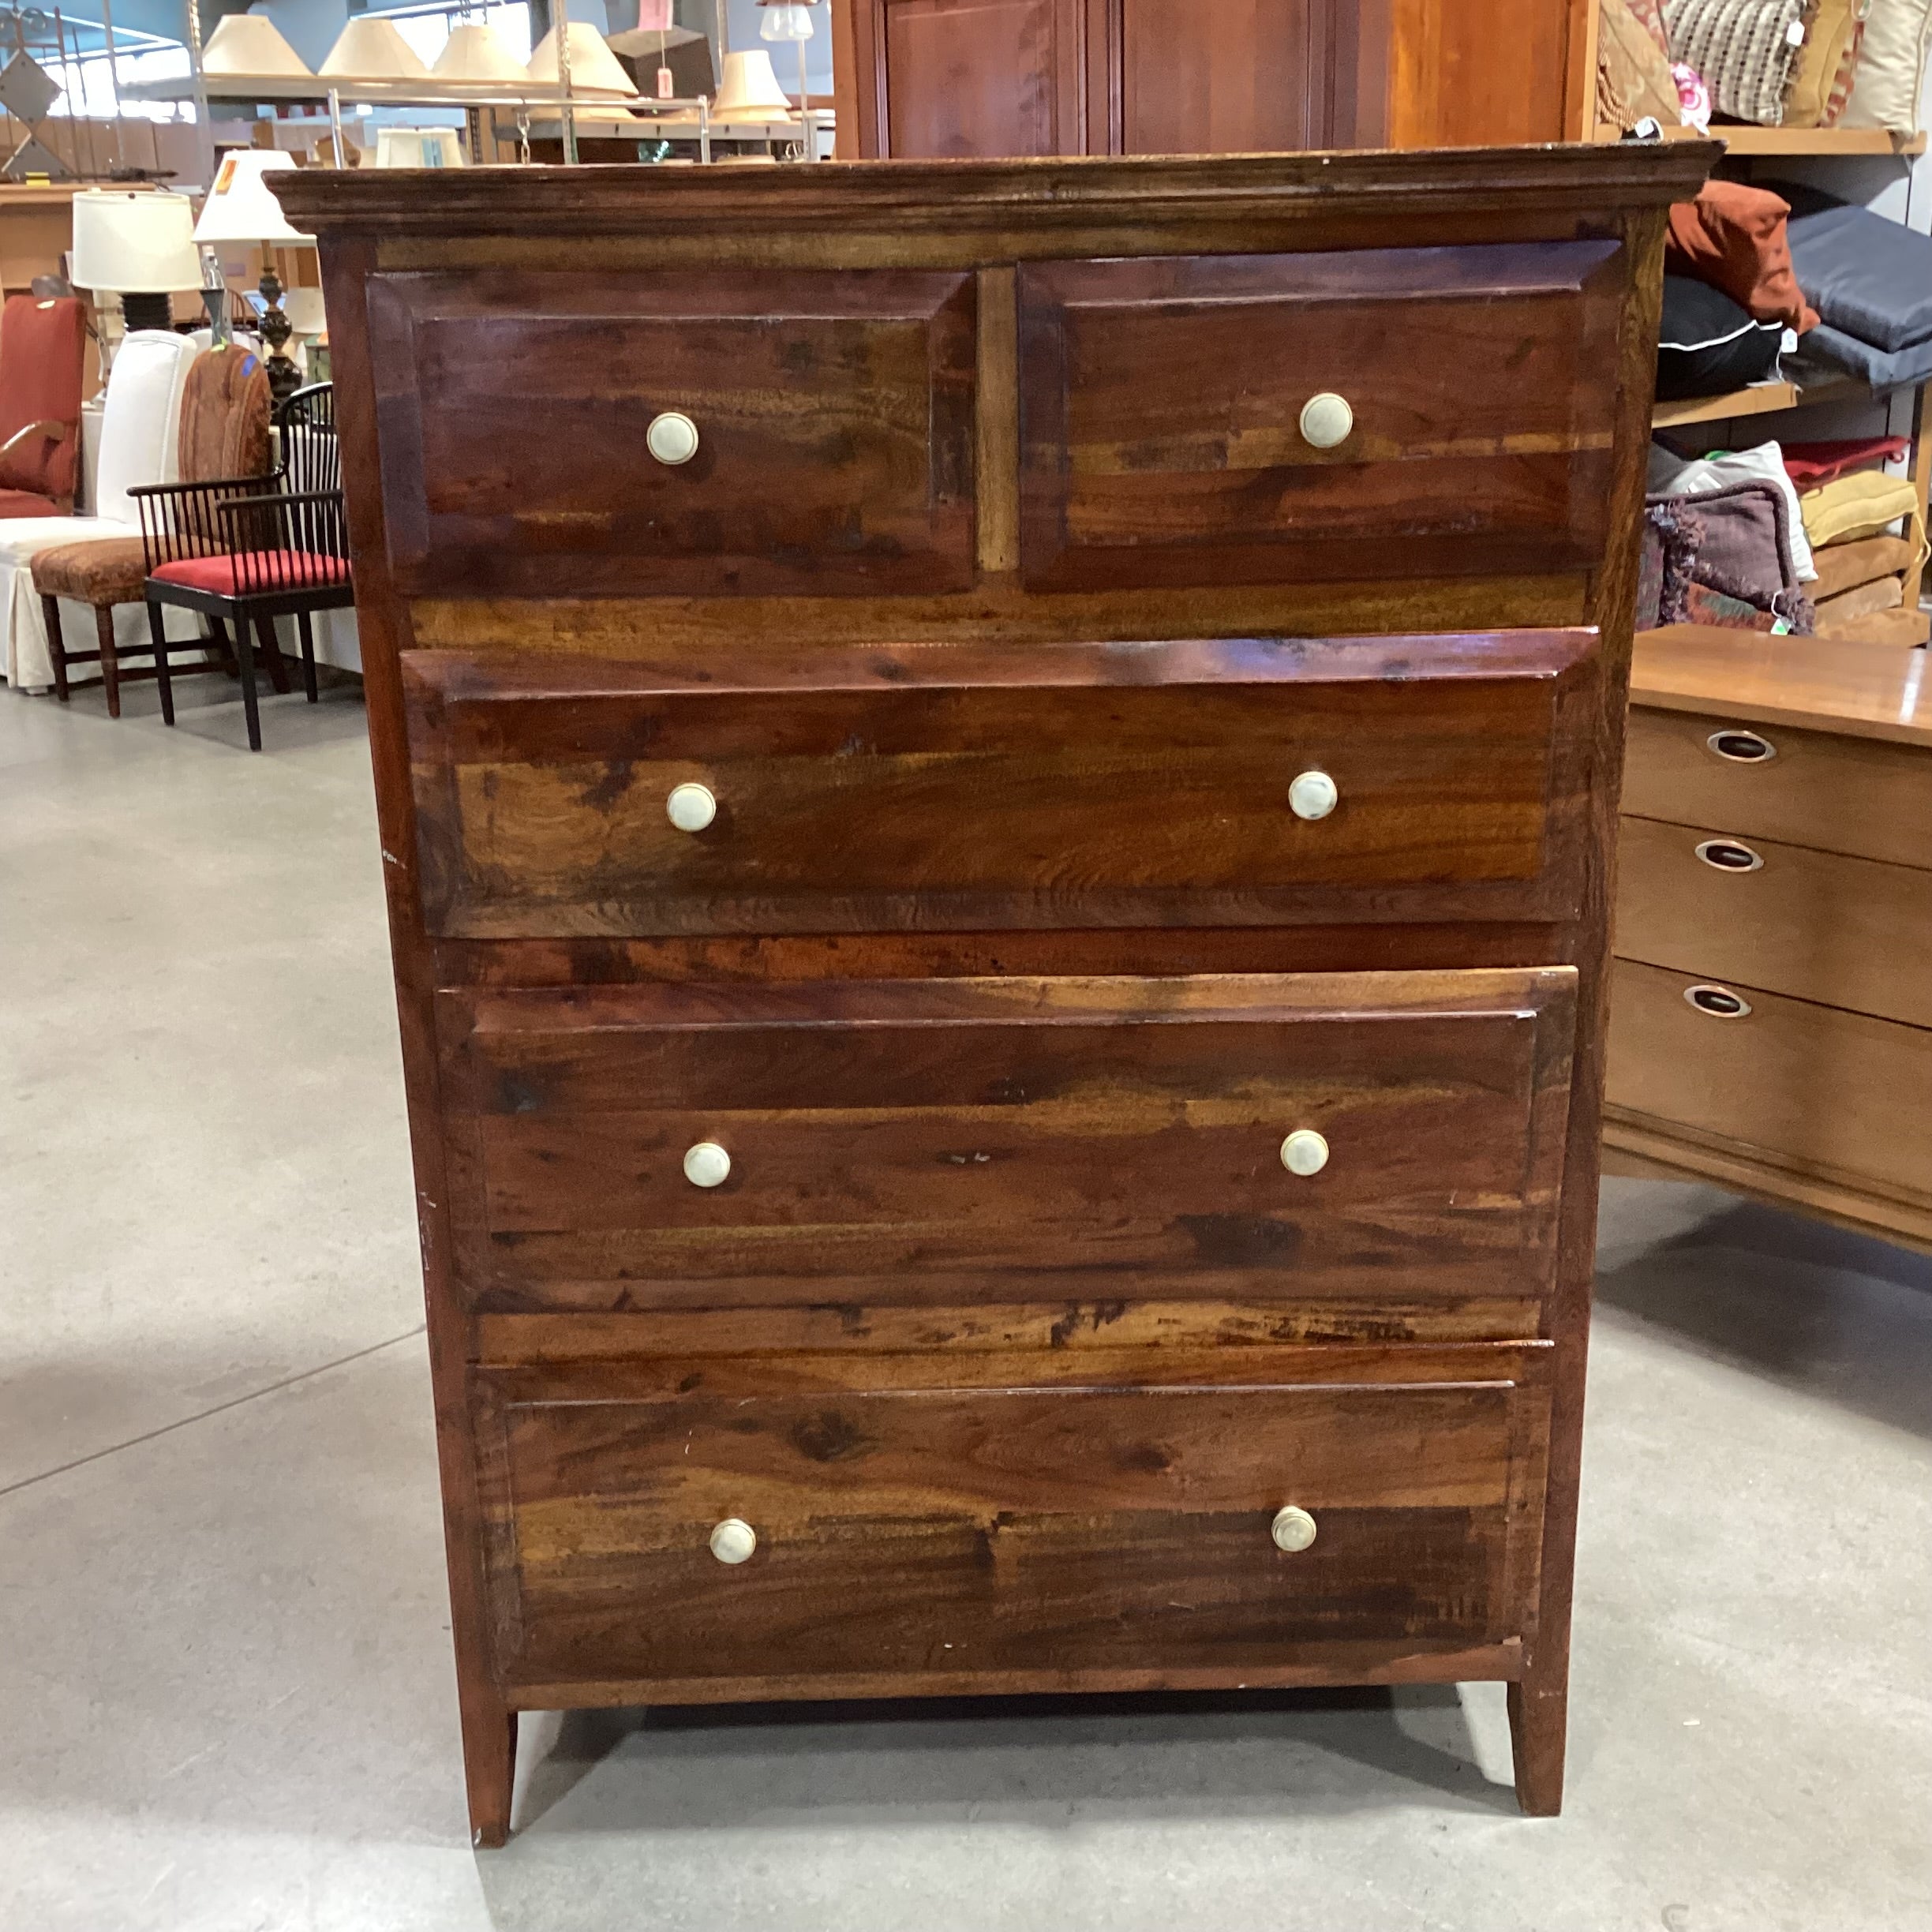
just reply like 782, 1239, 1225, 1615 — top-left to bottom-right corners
1607, 958, 1932, 1208
439, 968, 1577, 1313
1017, 243, 1623, 593
403, 631, 1600, 938
1623, 706, 1932, 871
365, 267, 977, 597
479, 1367, 1553, 1694
1616, 815, 1932, 1029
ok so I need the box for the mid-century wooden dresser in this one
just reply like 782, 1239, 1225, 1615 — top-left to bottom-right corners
281, 142, 1713, 1844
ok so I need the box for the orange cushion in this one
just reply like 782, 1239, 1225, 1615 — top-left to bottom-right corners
151, 549, 349, 594
1666, 182, 1821, 335
0, 296, 85, 501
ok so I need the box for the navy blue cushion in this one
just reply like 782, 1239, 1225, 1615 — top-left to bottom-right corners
1773, 183, 1932, 355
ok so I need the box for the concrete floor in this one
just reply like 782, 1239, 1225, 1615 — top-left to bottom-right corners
3, 676, 1930, 1932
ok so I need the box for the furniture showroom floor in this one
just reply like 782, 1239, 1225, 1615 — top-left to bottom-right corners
4, 677, 1929, 1932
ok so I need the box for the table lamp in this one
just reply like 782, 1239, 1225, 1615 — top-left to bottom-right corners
194, 150, 316, 401
69, 189, 200, 390
758, 0, 818, 117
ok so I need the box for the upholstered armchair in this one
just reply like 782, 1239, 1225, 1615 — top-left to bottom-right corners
0, 294, 86, 518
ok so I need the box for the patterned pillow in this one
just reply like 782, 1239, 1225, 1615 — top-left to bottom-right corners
1664, 0, 1808, 123
1784, 0, 1870, 126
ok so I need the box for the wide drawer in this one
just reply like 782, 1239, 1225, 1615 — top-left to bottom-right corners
440, 968, 1578, 1313
1017, 243, 1623, 593
479, 1367, 1553, 1694
1616, 815, 1932, 1029
403, 631, 1600, 938
1605, 957, 1932, 1208
1623, 706, 1932, 870
365, 268, 977, 597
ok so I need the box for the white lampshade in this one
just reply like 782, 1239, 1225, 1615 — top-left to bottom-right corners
194, 149, 313, 245
432, 22, 530, 84
320, 17, 429, 81
711, 47, 794, 118
759, 4, 816, 43
70, 189, 200, 292
200, 13, 314, 78
375, 126, 466, 168
526, 22, 638, 97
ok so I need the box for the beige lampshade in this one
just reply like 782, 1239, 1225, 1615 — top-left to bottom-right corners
194, 148, 313, 245
70, 189, 200, 291
605, 23, 707, 55
526, 21, 637, 97
320, 17, 429, 81
432, 22, 530, 84
200, 13, 314, 78
710, 47, 795, 119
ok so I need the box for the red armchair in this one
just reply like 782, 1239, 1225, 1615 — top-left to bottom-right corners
0, 294, 86, 517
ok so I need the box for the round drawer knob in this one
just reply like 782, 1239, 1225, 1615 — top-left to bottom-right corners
1271, 1505, 1318, 1553
1299, 392, 1354, 450
1707, 728, 1777, 765
709, 1518, 757, 1564
646, 410, 700, 466
665, 781, 717, 833
683, 1141, 732, 1189
1289, 769, 1338, 821
1280, 1129, 1329, 1177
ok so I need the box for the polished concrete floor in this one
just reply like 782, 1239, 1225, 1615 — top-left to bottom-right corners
4, 677, 1930, 1932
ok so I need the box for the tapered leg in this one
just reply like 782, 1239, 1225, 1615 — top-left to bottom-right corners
94, 605, 121, 718
39, 595, 69, 702
296, 610, 319, 702
209, 615, 237, 676
257, 616, 291, 695
232, 615, 263, 751
1507, 1669, 1568, 1816
146, 601, 174, 726
463, 1701, 518, 1850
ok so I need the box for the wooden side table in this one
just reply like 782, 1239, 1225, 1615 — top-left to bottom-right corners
1605, 624, 1932, 1249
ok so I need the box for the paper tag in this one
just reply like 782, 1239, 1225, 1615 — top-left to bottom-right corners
657, 66, 674, 99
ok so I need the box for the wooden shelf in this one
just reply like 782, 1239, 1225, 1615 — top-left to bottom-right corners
1653, 376, 1857, 429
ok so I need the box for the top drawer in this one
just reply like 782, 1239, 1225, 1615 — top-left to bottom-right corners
365, 268, 977, 598
1017, 243, 1624, 593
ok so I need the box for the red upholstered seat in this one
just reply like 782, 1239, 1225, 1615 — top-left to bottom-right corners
150, 549, 350, 594
0, 489, 64, 517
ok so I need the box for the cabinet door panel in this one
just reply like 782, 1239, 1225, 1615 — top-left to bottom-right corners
878, 0, 1087, 157
1120, 0, 1326, 153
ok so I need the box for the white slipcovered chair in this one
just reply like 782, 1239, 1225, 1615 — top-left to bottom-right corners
0, 330, 200, 694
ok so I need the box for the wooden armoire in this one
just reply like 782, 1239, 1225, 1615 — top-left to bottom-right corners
830, 0, 1594, 158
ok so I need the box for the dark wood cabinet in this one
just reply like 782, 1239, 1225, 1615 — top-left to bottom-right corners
281, 141, 1710, 1848
833, 0, 1591, 156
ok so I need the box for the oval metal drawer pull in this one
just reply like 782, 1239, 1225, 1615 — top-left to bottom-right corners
1298, 392, 1354, 450
1271, 1505, 1318, 1553
1289, 769, 1338, 821
1707, 728, 1777, 764
710, 1518, 757, 1564
1280, 1129, 1330, 1177
646, 410, 700, 466
1696, 837, 1763, 874
1685, 983, 1753, 1020
666, 781, 717, 833
683, 1141, 732, 1188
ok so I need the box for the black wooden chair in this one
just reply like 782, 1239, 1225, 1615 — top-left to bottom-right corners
139, 384, 351, 751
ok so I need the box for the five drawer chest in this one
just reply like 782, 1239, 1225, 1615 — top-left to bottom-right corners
279, 142, 1715, 1842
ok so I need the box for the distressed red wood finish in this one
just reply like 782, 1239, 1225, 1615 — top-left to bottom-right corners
279, 144, 1711, 1847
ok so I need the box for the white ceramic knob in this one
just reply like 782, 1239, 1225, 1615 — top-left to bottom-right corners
683, 1141, 732, 1189
1280, 1129, 1329, 1177
1299, 392, 1354, 450
1289, 769, 1338, 821
665, 781, 716, 833
646, 410, 700, 466
710, 1518, 756, 1564
1271, 1505, 1318, 1553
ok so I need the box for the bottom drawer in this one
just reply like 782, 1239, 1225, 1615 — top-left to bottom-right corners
1606, 957, 1932, 1207
481, 1369, 1552, 1695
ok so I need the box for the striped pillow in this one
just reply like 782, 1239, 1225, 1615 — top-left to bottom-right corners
1665, 0, 1809, 123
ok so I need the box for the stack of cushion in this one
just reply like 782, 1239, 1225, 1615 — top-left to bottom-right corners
1770, 183, 1932, 393
1782, 436, 1928, 642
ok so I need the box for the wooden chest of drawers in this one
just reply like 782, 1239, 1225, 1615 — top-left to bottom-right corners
279, 144, 1710, 1844
1606, 627, 1932, 1249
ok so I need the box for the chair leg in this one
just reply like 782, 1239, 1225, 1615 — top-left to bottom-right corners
94, 605, 121, 719
297, 610, 319, 703
209, 615, 237, 676
39, 595, 69, 702
258, 616, 291, 696
146, 601, 174, 727
233, 612, 263, 751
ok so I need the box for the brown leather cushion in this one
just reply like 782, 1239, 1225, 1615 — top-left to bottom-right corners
31, 537, 151, 604
0, 295, 84, 501
0, 488, 61, 517
178, 346, 273, 485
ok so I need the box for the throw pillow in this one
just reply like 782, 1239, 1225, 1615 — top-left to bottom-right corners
1839, 0, 1932, 131
1664, 0, 1809, 123
1784, 0, 1870, 125
1665, 180, 1820, 330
